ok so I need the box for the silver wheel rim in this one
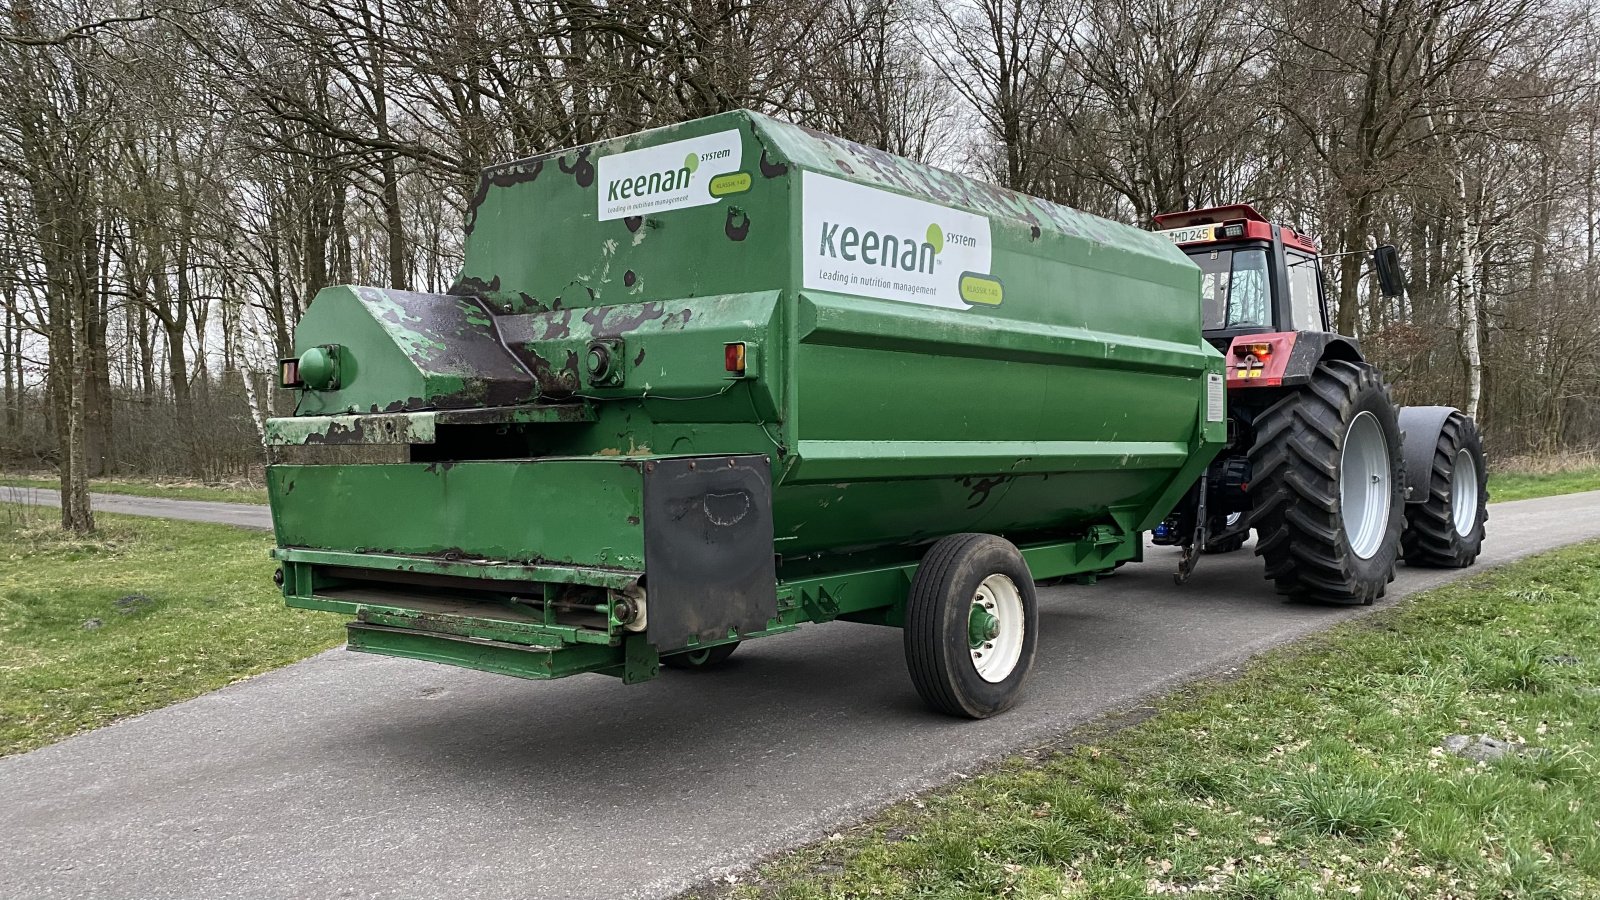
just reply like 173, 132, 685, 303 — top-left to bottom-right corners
970, 574, 1024, 683
1339, 411, 1391, 560
1451, 447, 1478, 537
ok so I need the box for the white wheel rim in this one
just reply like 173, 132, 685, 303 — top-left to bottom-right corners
1339, 411, 1391, 560
1451, 447, 1478, 537
969, 573, 1024, 683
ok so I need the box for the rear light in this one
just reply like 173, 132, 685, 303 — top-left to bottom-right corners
1234, 342, 1272, 360
724, 342, 746, 375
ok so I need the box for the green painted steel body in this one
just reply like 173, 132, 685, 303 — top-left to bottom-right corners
267, 111, 1225, 682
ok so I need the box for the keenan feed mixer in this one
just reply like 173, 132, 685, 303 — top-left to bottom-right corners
267, 111, 1484, 718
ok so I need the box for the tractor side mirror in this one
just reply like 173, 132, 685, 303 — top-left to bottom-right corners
1372, 245, 1405, 297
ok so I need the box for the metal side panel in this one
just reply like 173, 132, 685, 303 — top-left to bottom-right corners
642, 455, 777, 653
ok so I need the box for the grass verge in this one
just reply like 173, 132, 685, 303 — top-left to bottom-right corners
1488, 467, 1600, 503
0, 474, 267, 505
0, 503, 342, 756
699, 542, 1600, 900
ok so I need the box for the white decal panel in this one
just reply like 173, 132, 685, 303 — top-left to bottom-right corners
801, 172, 1002, 309
597, 129, 742, 221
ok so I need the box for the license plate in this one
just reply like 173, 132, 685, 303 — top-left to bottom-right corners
1158, 224, 1216, 245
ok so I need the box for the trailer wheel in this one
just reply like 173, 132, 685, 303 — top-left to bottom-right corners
904, 533, 1038, 718
662, 641, 739, 671
1249, 361, 1405, 604
1402, 413, 1488, 567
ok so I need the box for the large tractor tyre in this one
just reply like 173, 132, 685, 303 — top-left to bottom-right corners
904, 533, 1038, 719
1401, 413, 1488, 567
662, 641, 739, 671
1249, 361, 1406, 605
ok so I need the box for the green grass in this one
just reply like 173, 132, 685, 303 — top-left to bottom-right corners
0, 503, 342, 756
0, 475, 267, 505
700, 542, 1600, 900
1488, 467, 1600, 502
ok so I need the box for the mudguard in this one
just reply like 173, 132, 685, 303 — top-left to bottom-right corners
1398, 406, 1462, 503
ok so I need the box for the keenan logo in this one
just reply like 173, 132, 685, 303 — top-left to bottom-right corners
605, 151, 699, 202
819, 221, 945, 275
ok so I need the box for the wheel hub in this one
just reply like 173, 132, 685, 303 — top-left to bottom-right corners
968, 606, 1000, 647
1339, 410, 1392, 560
1450, 447, 1479, 537
968, 574, 1025, 683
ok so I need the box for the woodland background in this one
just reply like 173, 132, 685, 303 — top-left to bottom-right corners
2, 0, 1597, 531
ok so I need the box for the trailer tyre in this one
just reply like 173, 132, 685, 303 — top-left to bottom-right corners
904, 533, 1038, 719
1249, 361, 1405, 605
662, 641, 739, 671
1401, 413, 1488, 567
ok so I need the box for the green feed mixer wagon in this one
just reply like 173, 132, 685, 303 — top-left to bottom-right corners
267, 111, 1487, 718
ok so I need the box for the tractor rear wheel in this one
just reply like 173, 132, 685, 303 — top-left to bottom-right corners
904, 533, 1038, 718
1249, 361, 1405, 604
1402, 413, 1488, 567
662, 641, 739, 670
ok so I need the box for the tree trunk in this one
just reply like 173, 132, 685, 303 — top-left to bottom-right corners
1336, 195, 1373, 336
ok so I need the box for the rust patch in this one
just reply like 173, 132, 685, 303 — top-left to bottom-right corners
959, 475, 1011, 509
632, 346, 646, 367
525, 347, 581, 396
449, 274, 502, 299
623, 270, 636, 287
558, 148, 595, 187
464, 162, 543, 236
538, 308, 573, 340
625, 215, 643, 233
583, 302, 665, 338
759, 149, 788, 179
725, 208, 750, 242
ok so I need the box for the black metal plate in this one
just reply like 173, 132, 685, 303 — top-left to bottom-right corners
642, 455, 776, 653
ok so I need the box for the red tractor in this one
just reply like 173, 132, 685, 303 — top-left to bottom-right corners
1150, 204, 1488, 602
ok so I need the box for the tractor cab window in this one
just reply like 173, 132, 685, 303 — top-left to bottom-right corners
1286, 252, 1326, 330
1194, 248, 1270, 331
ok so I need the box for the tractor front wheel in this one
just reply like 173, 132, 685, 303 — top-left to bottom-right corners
1402, 412, 1488, 567
904, 533, 1038, 718
1249, 361, 1405, 604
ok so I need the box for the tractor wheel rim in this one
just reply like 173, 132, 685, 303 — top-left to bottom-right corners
1339, 410, 1391, 560
1451, 447, 1478, 537
969, 574, 1024, 683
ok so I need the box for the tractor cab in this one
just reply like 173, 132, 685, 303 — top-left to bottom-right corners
1153, 204, 1330, 349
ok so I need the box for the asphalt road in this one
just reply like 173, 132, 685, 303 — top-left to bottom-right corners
0, 486, 271, 530
2, 490, 1598, 900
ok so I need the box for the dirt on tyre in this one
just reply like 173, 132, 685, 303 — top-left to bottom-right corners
1402, 412, 1487, 567
904, 533, 1038, 718
1249, 361, 1405, 604
662, 641, 739, 670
